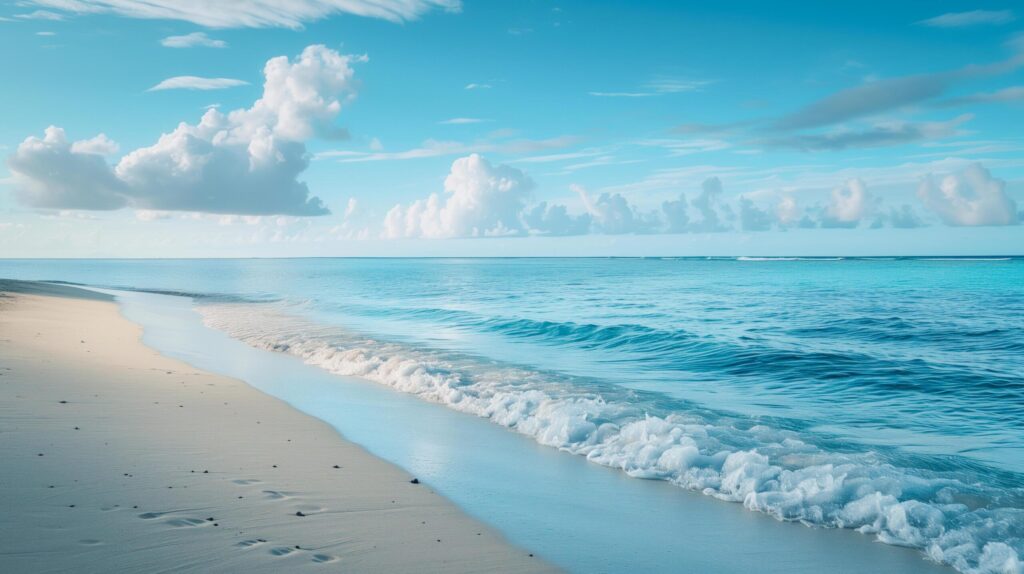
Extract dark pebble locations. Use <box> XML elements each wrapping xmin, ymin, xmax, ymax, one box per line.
<box><xmin>295</xmin><ymin>511</ymin><xmax>306</xmax><ymax>517</ymax></box>
<box><xmin>410</xmin><ymin>478</ymin><xmax>419</xmax><ymax>484</ymax></box>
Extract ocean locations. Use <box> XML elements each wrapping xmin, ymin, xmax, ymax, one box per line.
<box><xmin>2</xmin><ymin>257</ymin><xmax>1022</xmax><ymax>573</ymax></box>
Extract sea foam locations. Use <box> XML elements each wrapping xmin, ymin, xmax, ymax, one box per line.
<box><xmin>201</xmin><ymin>303</ymin><xmax>1023</xmax><ymax>574</ymax></box>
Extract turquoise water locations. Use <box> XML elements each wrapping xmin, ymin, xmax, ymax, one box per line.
<box><xmin>2</xmin><ymin>257</ymin><xmax>1022</xmax><ymax>573</ymax></box>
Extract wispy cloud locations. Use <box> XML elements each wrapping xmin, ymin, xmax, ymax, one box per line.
<box><xmin>148</xmin><ymin>76</ymin><xmax>249</xmax><ymax>91</ymax></box>
<box><xmin>16</xmin><ymin>9</ymin><xmax>64</xmax><ymax>20</ymax></box>
<box><xmin>316</xmin><ymin>135</ymin><xmax>581</xmax><ymax>162</ymax></box>
<box><xmin>917</xmin><ymin>10</ymin><xmax>1015</xmax><ymax>28</ymax></box>
<box><xmin>933</xmin><ymin>86</ymin><xmax>1024</xmax><ymax>107</ymax></box>
<box><xmin>36</xmin><ymin>31</ymin><xmax>57</xmax><ymax>36</ymax></box>
<box><xmin>465</xmin><ymin>83</ymin><xmax>492</xmax><ymax>90</ymax></box>
<box><xmin>20</xmin><ymin>0</ymin><xmax>461</xmax><ymax>27</ymax></box>
<box><xmin>161</xmin><ymin>32</ymin><xmax>227</xmax><ymax>48</ymax></box>
<box><xmin>759</xmin><ymin>115</ymin><xmax>972</xmax><ymax>151</ymax></box>
<box><xmin>591</xmin><ymin>78</ymin><xmax>712</xmax><ymax>97</ymax></box>
<box><xmin>438</xmin><ymin>117</ymin><xmax>489</xmax><ymax>125</ymax></box>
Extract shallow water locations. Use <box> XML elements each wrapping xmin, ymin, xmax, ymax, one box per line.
<box><xmin>2</xmin><ymin>257</ymin><xmax>1022</xmax><ymax>574</ymax></box>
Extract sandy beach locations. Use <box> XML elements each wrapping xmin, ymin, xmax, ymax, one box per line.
<box><xmin>0</xmin><ymin>280</ymin><xmax>554</xmax><ymax>573</ymax></box>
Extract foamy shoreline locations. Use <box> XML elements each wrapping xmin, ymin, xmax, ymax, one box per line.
<box><xmin>0</xmin><ymin>280</ymin><xmax>553</xmax><ymax>573</ymax></box>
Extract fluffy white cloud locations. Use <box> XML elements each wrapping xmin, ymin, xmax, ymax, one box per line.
<box><xmin>917</xmin><ymin>163</ymin><xmax>1019</xmax><ymax>226</ymax></box>
<box><xmin>70</xmin><ymin>133</ymin><xmax>119</xmax><ymax>155</ymax></box>
<box><xmin>160</xmin><ymin>32</ymin><xmax>227</xmax><ymax>48</ymax></box>
<box><xmin>383</xmin><ymin>154</ymin><xmax>534</xmax><ymax>238</ymax></box>
<box><xmin>24</xmin><ymin>0</ymin><xmax>460</xmax><ymax>28</ymax></box>
<box><xmin>148</xmin><ymin>76</ymin><xmax>249</xmax><ymax>91</ymax></box>
<box><xmin>575</xmin><ymin>185</ymin><xmax>658</xmax><ymax>234</ymax></box>
<box><xmin>775</xmin><ymin>195</ymin><xmax>800</xmax><ymax>228</ymax></box>
<box><xmin>7</xmin><ymin>126</ymin><xmax>127</xmax><ymax>210</ymax></box>
<box><xmin>821</xmin><ymin>178</ymin><xmax>873</xmax><ymax>228</ymax></box>
<box><xmin>522</xmin><ymin>202</ymin><xmax>590</xmax><ymax>236</ymax></box>
<box><xmin>8</xmin><ymin>44</ymin><xmax>361</xmax><ymax>215</ymax></box>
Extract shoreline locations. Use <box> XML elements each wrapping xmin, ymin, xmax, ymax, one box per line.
<box><xmin>0</xmin><ymin>280</ymin><xmax>554</xmax><ymax>573</ymax></box>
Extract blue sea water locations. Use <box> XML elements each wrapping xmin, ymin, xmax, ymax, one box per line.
<box><xmin>1</xmin><ymin>257</ymin><xmax>1022</xmax><ymax>573</ymax></box>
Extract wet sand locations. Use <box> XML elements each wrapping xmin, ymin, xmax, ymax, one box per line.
<box><xmin>0</xmin><ymin>280</ymin><xmax>554</xmax><ymax>573</ymax></box>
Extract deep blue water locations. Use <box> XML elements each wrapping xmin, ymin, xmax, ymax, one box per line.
<box><xmin>2</xmin><ymin>257</ymin><xmax>1022</xmax><ymax>573</ymax></box>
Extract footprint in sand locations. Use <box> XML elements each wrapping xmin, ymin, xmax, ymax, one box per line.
<box><xmin>269</xmin><ymin>546</ymin><xmax>296</xmax><ymax>557</ymax></box>
<box><xmin>138</xmin><ymin>512</ymin><xmax>167</xmax><ymax>519</ymax></box>
<box><xmin>262</xmin><ymin>490</ymin><xmax>296</xmax><ymax>500</ymax></box>
<box><xmin>311</xmin><ymin>554</ymin><xmax>338</xmax><ymax>564</ymax></box>
<box><xmin>166</xmin><ymin>517</ymin><xmax>208</xmax><ymax>528</ymax></box>
<box><xmin>232</xmin><ymin>478</ymin><xmax>262</xmax><ymax>485</ymax></box>
<box><xmin>236</xmin><ymin>539</ymin><xmax>267</xmax><ymax>548</ymax></box>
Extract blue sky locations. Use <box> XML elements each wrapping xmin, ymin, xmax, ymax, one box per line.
<box><xmin>1</xmin><ymin>0</ymin><xmax>1022</xmax><ymax>256</ymax></box>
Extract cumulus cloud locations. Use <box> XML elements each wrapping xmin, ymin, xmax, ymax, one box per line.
<box><xmin>918</xmin><ymin>10</ymin><xmax>1015</xmax><ymax>28</ymax></box>
<box><xmin>523</xmin><ymin>202</ymin><xmax>590</xmax><ymax>236</ymax></box>
<box><xmin>874</xmin><ymin>205</ymin><xmax>925</xmax><ymax>229</ymax></box>
<box><xmin>775</xmin><ymin>195</ymin><xmax>800</xmax><ymax>228</ymax></box>
<box><xmin>148</xmin><ymin>76</ymin><xmax>249</xmax><ymax>91</ymax></box>
<box><xmin>821</xmin><ymin>179</ymin><xmax>874</xmax><ymax>228</ymax></box>
<box><xmin>661</xmin><ymin>193</ymin><xmax>689</xmax><ymax>233</ymax></box>
<box><xmin>23</xmin><ymin>0</ymin><xmax>460</xmax><ymax>28</ymax></box>
<box><xmin>8</xmin><ymin>45</ymin><xmax>362</xmax><ymax>215</ymax></box>
<box><xmin>70</xmin><ymin>133</ymin><xmax>119</xmax><ymax>155</ymax></box>
<box><xmin>575</xmin><ymin>185</ymin><xmax>658</xmax><ymax>234</ymax></box>
<box><xmin>739</xmin><ymin>197</ymin><xmax>774</xmax><ymax>231</ymax></box>
<box><xmin>917</xmin><ymin>163</ymin><xmax>1019</xmax><ymax>226</ymax></box>
<box><xmin>160</xmin><ymin>32</ymin><xmax>227</xmax><ymax>48</ymax></box>
<box><xmin>383</xmin><ymin>154</ymin><xmax>534</xmax><ymax>238</ymax></box>
<box><xmin>690</xmin><ymin>177</ymin><xmax>731</xmax><ymax>232</ymax></box>
<box><xmin>7</xmin><ymin>127</ymin><xmax>127</xmax><ymax>210</ymax></box>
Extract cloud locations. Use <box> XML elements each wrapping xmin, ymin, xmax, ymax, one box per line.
<box><xmin>523</xmin><ymin>202</ymin><xmax>590</xmax><ymax>236</ymax></box>
<box><xmin>148</xmin><ymin>76</ymin><xmax>249</xmax><ymax>91</ymax></box>
<box><xmin>16</xmin><ymin>10</ymin><xmax>64</xmax><ymax>20</ymax></box>
<box><xmin>690</xmin><ymin>177</ymin><xmax>731</xmax><ymax>232</ymax></box>
<box><xmin>590</xmin><ymin>78</ymin><xmax>712</xmax><ymax>97</ymax></box>
<box><xmin>383</xmin><ymin>154</ymin><xmax>534</xmax><ymax>238</ymax></box>
<box><xmin>879</xmin><ymin>205</ymin><xmax>926</xmax><ymax>229</ymax></box>
<box><xmin>70</xmin><ymin>133</ymin><xmax>119</xmax><ymax>155</ymax></box>
<box><xmin>661</xmin><ymin>193</ymin><xmax>689</xmax><ymax>233</ymax></box>
<box><xmin>918</xmin><ymin>10</ymin><xmax>1015</xmax><ymax>28</ymax></box>
<box><xmin>933</xmin><ymin>86</ymin><xmax>1024</xmax><ymax>107</ymax></box>
<box><xmin>317</xmin><ymin>135</ymin><xmax>579</xmax><ymax>162</ymax></box>
<box><xmin>7</xmin><ymin>127</ymin><xmax>127</xmax><ymax>210</ymax></box>
<box><xmin>739</xmin><ymin>197</ymin><xmax>774</xmax><ymax>231</ymax></box>
<box><xmin>821</xmin><ymin>179</ymin><xmax>874</xmax><ymax>228</ymax></box>
<box><xmin>464</xmin><ymin>83</ymin><xmax>492</xmax><ymax>90</ymax></box>
<box><xmin>917</xmin><ymin>163</ymin><xmax>1019</xmax><ymax>226</ymax></box>
<box><xmin>771</xmin><ymin>40</ymin><xmax>1024</xmax><ymax>133</ymax></box>
<box><xmin>761</xmin><ymin>115</ymin><xmax>971</xmax><ymax>151</ymax></box>
<box><xmin>775</xmin><ymin>195</ymin><xmax>800</xmax><ymax>228</ymax></box>
<box><xmin>23</xmin><ymin>0</ymin><xmax>460</xmax><ymax>28</ymax></box>
<box><xmin>438</xmin><ymin>117</ymin><xmax>488</xmax><ymax>125</ymax></box>
<box><xmin>8</xmin><ymin>45</ymin><xmax>362</xmax><ymax>215</ymax></box>
<box><xmin>161</xmin><ymin>32</ymin><xmax>227</xmax><ymax>48</ymax></box>
<box><xmin>36</xmin><ymin>31</ymin><xmax>57</xmax><ymax>36</ymax></box>
<box><xmin>774</xmin><ymin>75</ymin><xmax>954</xmax><ymax>131</ymax></box>
<box><xmin>575</xmin><ymin>185</ymin><xmax>658</xmax><ymax>234</ymax></box>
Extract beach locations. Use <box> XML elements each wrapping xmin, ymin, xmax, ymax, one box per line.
<box><xmin>0</xmin><ymin>280</ymin><xmax>553</xmax><ymax>573</ymax></box>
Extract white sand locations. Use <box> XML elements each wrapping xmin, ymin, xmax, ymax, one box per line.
<box><xmin>0</xmin><ymin>281</ymin><xmax>555</xmax><ymax>573</ymax></box>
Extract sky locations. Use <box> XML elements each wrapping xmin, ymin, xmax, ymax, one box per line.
<box><xmin>1</xmin><ymin>0</ymin><xmax>1023</xmax><ymax>257</ymax></box>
